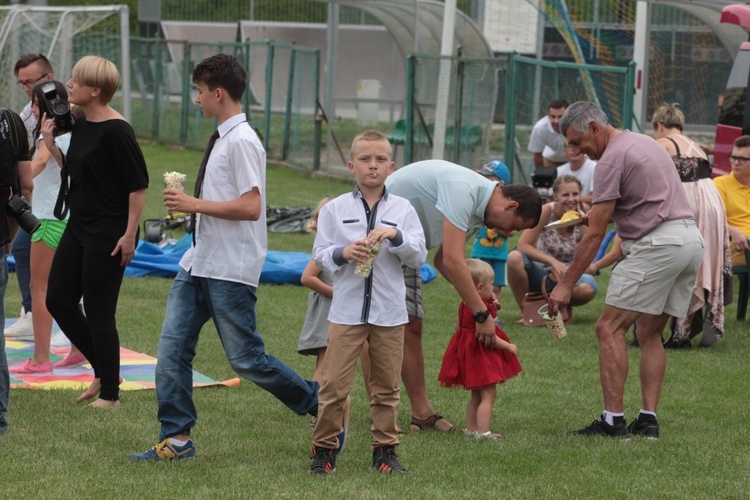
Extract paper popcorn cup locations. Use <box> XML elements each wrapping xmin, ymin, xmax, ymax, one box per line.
<box><xmin>538</xmin><ymin>304</ymin><xmax>567</xmax><ymax>340</ymax></box>
<box><xmin>164</xmin><ymin>171</ymin><xmax>187</xmax><ymax>191</ymax></box>
<box><xmin>354</xmin><ymin>240</ymin><xmax>381</xmax><ymax>277</ymax></box>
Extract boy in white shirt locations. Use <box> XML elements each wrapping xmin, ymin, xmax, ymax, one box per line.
<box><xmin>130</xmin><ymin>54</ymin><xmax>319</xmax><ymax>462</ymax></box>
<box><xmin>308</xmin><ymin>130</ymin><xmax>427</xmax><ymax>475</ymax></box>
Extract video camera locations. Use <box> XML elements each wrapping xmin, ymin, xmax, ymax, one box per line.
<box><xmin>41</xmin><ymin>81</ymin><xmax>74</xmax><ymax>135</ymax></box>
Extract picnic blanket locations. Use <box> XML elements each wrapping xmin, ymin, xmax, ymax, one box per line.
<box><xmin>122</xmin><ymin>235</ymin><xmax>439</xmax><ymax>284</ymax></box>
<box><xmin>7</xmin><ymin>235</ymin><xmax>439</xmax><ymax>285</ymax></box>
<box><xmin>4</xmin><ymin>320</ymin><xmax>239</xmax><ymax>391</ymax></box>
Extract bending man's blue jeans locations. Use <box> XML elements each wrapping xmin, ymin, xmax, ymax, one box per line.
<box><xmin>0</xmin><ymin>248</ymin><xmax>10</xmax><ymax>433</ymax></box>
<box><xmin>156</xmin><ymin>269</ymin><xmax>319</xmax><ymax>440</ymax></box>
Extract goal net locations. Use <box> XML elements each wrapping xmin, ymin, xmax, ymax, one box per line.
<box><xmin>0</xmin><ymin>5</ymin><xmax>130</xmax><ymax>120</ymax></box>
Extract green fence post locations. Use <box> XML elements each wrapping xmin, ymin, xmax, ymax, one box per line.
<box><xmin>243</xmin><ymin>40</ymin><xmax>251</xmax><ymax>119</ymax></box>
<box><xmin>404</xmin><ymin>56</ymin><xmax>415</xmax><ymax>165</ymax></box>
<box><xmin>263</xmin><ymin>41</ymin><xmax>274</xmax><ymax>151</ymax></box>
<box><xmin>453</xmin><ymin>56</ymin><xmax>464</xmax><ymax>164</ymax></box>
<box><xmin>282</xmin><ymin>47</ymin><xmax>296</xmax><ymax>161</ymax></box>
<box><xmin>180</xmin><ymin>41</ymin><xmax>191</xmax><ymax>146</ymax></box>
<box><xmin>623</xmin><ymin>60</ymin><xmax>636</xmax><ymax>131</ymax></box>
<box><xmin>152</xmin><ymin>36</ymin><xmax>162</xmax><ymax>141</ymax></box>
<box><xmin>504</xmin><ymin>53</ymin><xmax>516</xmax><ymax>181</ymax></box>
<box><xmin>313</xmin><ymin>48</ymin><xmax>321</xmax><ymax>171</ymax></box>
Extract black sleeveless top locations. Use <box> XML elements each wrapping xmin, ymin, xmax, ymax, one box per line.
<box><xmin>666</xmin><ymin>136</ymin><xmax>712</xmax><ymax>182</ymax></box>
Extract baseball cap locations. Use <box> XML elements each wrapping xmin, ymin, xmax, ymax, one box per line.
<box><xmin>477</xmin><ymin>160</ymin><xmax>510</xmax><ymax>185</ymax></box>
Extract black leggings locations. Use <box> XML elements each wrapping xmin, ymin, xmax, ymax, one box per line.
<box><xmin>46</xmin><ymin>229</ymin><xmax>126</xmax><ymax>401</ymax></box>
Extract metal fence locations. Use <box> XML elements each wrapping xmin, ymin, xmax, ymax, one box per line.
<box><xmin>501</xmin><ymin>53</ymin><xmax>636</xmax><ymax>182</ymax></box>
<box><xmin>397</xmin><ymin>52</ymin><xmax>502</xmax><ymax>169</ymax></box>
<box><xmin>129</xmin><ymin>37</ymin><xmax>320</xmax><ymax>169</ymax></box>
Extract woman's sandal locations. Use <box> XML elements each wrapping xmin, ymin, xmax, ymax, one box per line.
<box><xmin>410</xmin><ymin>414</ymin><xmax>455</xmax><ymax>432</ymax></box>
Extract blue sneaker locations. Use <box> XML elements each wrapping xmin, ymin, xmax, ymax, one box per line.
<box><xmin>335</xmin><ymin>396</ymin><xmax>351</xmax><ymax>455</ymax></box>
<box><xmin>129</xmin><ymin>439</ymin><xmax>196</xmax><ymax>462</ymax></box>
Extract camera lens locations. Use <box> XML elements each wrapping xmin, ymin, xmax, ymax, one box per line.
<box><xmin>51</xmin><ymin>100</ymin><xmax>69</xmax><ymax>115</ymax></box>
<box><xmin>16</xmin><ymin>208</ymin><xmax>41</xmax><ymax>234</ymax></box>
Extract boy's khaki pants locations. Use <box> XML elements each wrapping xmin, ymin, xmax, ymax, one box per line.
<box><xmin>313</xmin><ymin>323</ymin><xmax>404</xmax><ymax>450</ymax></box>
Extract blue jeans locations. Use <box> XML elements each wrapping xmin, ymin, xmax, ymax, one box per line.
<box><xmin>11</xmin><ymin>229</ymin><xmax>31</xmax><ymax>312</ymax></box>
<box><xmin>520</xmin><ymin>251</ymin><xmax>599</xmax><ymax>295</ymax></box>
<box><xmin>0</xmin><ymin>248</ymin><xmax>9</xmax><ymax>433</ymax></box>
<box><xmin>155</xmin><ymin>269</ymin><xmax>319</xmax><ymax>440</ymax></box>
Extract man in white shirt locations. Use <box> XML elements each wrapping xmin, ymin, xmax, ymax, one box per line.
<box><xmin>528</xmin><ymin>99</ymin><xmax>569</xmax><ymax>167</ymax></box>
<box><xmin>557</xmin><ymin>145</ymin><xmax>597</xmax><ymax>206</ymax></box>
<box><xmin>386</xmin><ymin>160</ymin><xmax>541</xmax><ymax>432</ymax></box>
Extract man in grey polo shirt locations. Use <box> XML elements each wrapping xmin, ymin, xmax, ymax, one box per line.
<box><xmin>386</xmin><ymin>160</ymin><xmax>541</xmax><ymax>431</ymax></box>
<box><xmin>549</xmin><ymin>102</ymin><xmax>703</xmax><ymax>440</ymax></box>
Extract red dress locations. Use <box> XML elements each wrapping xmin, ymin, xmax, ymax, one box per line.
<box><xmin>438</xmin><ymin>300</ymin><xmax>522</xmax><ymax>390</ymax></box>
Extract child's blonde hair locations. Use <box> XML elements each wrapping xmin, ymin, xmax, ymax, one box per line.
<box><xmin>72</xmin><ymin>55</ymin><xmax>120</xmax><ymax>103</ymax></box>
<box><xmin>305</xmin><ymin>196</ymin><xmax>334</xmax><ymax>233</ymax></box>
<box><xmin>350</xmin><ymin>130</ymin><xmax>392</xmax><ymax>160</ymax></box>
<box><xmin>466</xmin><ymin>258</ymin><xmax>494</xmax><ymax>285</ymax></box>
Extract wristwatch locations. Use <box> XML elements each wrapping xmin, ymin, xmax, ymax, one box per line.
<box><xmin>473</xmin><ymin>309</ymin><xmax>491</xmax><ymax>323</ymax></box>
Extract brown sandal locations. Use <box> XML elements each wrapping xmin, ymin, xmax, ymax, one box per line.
<box><xmin>410</xmin><ymin>414</ymin><xmax>455</xmax><ymax>432</ymax></box>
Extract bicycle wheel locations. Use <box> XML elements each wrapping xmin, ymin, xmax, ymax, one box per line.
<box><xmin>268</xmin><ymin>214</ymin><xmax>311</xmax><ymax>233</ymax></box>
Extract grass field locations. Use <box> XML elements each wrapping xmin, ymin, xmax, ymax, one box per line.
<box><xmin>2</xmin><ymin>142</ymin><xmax>748</xmax><ymax>498</ymax></box>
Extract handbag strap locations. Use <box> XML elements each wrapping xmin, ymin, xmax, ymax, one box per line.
<box><xmin>541</xmin><ymin>274</ymin><xmax>550</xmax><ymax>300</ymax></box>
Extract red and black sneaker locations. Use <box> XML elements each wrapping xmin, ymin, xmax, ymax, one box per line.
<box><xmin>372</xmin><ymin>446</ymin><xmax>408</xmax><ymax>474</ymax></box>
<box><xmin>309</xmin><ymin>446</ymin><xmax>336</xmax><ymax>475</ymax></box>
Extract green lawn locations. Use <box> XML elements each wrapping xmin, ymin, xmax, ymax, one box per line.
<box><xmin>2</xmin><ymin>142</ymin><xmax>748</xmax><ymax>498</ymax></box>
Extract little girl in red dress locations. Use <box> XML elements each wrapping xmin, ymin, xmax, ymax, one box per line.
<box><xmin>438</xmin><ymin>259</ymin><xmax>522</xmax><ymax>439</ymax></box>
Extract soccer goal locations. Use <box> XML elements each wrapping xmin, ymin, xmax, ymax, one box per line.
<box><xmin>0</xmin><ymin>4</ymin><xmax>131</xmax><ymax>120</ymax></box>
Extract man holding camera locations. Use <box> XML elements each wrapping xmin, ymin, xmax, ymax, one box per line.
<box><xmin>3</xmin><ymin>54</ymin><xmax>54</xmax><ymax>340</ymax></box>
<box><xmin>0</xmin><ymin>107</ymin><xmax>33</xmax><ymax>433</ymax></box>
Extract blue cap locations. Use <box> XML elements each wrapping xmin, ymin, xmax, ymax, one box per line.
<box><xmin>477</xmin><ymin>160</ymin><xmax>511</xmax><ymax>185</ymax></box>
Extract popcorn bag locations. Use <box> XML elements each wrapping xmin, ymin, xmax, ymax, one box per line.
<box><xmin>164</xmin><ymin>171</ymin><xmax>187</xmax><ymax>191</ymax></box>
<box><xmin>354</xmin><ymin>240</ymin><xmax>381</xmax><ymax>278</ymax></box>
<box><xmin>538</xmin><ymin>304</ymin><xmax>567</xmax><ymax>340</ymax></box>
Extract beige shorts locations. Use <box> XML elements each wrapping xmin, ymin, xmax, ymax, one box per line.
<box><xmin>402</xmin><ymin>265</ymin><xmax>423</xmax><ymax>319</ymax></box>
<box><xmin>607</xmin><ymin>220</ymin><xmax>703</xmax><ymax>318</ymax></box>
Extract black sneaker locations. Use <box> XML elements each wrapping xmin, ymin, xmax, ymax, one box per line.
<box><xmin>573</xmin><ymin>415</ymin><xmax>630</xmax><ymax>440</ymax></box>
<box><xmin>627</xmin><ymin>414</ymin><xmax>660</xmax><ymax>440</ymax></box>
<box><xmin>309</xmin><ymin>446</ymin><xmax>336</xmax><ymax>475</ymax></box>
<box><xmin>372</xmin><ymin>446</ymin><xmax>409</xmax><ymax>474</ymax></box>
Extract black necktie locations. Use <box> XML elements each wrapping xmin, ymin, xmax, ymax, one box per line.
<box><xmin>189</xmin><ymin>130</ymin><xmax>220</xmax><ymax>244</ymax></box>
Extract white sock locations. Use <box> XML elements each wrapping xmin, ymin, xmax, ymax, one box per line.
<box><xmin>168</xmin><ymin>437</ymin><xmax>189</xmax><ymax>446</ymax></box>
<box><xmin>639</xmin><ymin>409</ymin><xmax>656</xmax><ymax>418</ymax></box>
<box><xmin>602</xmin><ymin>410</ymin><xmax>624</xmax><ymax>425</ymax></box>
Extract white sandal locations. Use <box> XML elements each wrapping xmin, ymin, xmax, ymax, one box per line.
<box><xmin>477</xmin><ymin>431</ymin><xmax>502</xmax><ymax>440</ymax></box>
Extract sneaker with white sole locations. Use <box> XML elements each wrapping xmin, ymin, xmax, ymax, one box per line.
<box><xmin>4</xmin><ymin>308</ymin><xmax>33</xmax><ymax>339</ymax></box>
<box><xmin>128</xmin><ymin>439</ymin><xmax>196</xmax><ymax>462</ymax></box>
<box><xmin>50</xmin><ymin>331</ymin><xmax>71</xmax><ymax>348</ymax></box>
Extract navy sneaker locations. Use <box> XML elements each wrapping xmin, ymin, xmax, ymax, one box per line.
<box><xmin>372</xmin><ymin>446</ymin><xmax>408</xmax><ymax>474</ymax></box>
<box><xmin>309</xmin><ymin>446</ymin><xmax>336</xmax><ymax>474</ymax></box>
<box><xmin>335</xmin><ymin>395</ymin><xmax>351</xmax><ymax>455</ymax></box>
<box><xmin>573</xmin><ymin>415</ymin><xmax>630</xmax><ymax>440</ymax></box>
<box><xmin>129</xmin><ymin>439</ymin><xmax>196</xmax><ymax>462</ymax></box>
<box><xmin>627</xmin><ymin>414</ymin><xmax>660</xmax><ymax>440</ymax></box>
